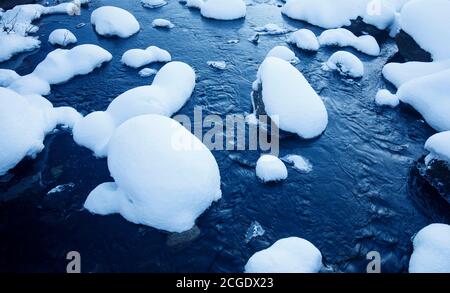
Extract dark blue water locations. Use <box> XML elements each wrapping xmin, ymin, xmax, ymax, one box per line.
<box><xmin>0</xmin><ymin>0</ymin><xmax>448</xmax><ymax>272</ymax></box>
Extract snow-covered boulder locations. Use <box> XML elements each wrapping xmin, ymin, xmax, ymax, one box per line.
<box><xmin>255</xmin><ymin>155</ymin><xmax>288</xmax><ymax>183</ymax></box>
<box><xmin>396</xmin><ymin>69</ymin><xmax>450</xmax><ymax>132</ymax></box>
<box><xmin>266</xmin><ymin>46</ymin><xmax>298</xmax><ymax>64</ymax></box>
<box><xmin>73</xmin><ymin>62</ymin><xmax>195</xmax><ymax>157</ymax></box>
<box><xmin>245</xmin><ymin>237</ymin><xmax>323</xmax><ymax>273</ymax></box>
<box><xmin>121</xmin><ymin>46</ymin><xmax>171</xmax><ymax>68</ymax></box>
<box><xmin>288</xmin><ymin>29</ymin><xmax>320</xmax><ymax>52</ymax></box>
<box><xmin>84</xmin><ymin>114</ymin><xmax>222</xmax><ymax>233</ymax></box>
<box><xmin>91</xmin><ymin>6</ymin><xmax>140</xmax><ymax>38</ymax></box>
<box><xmin>141</xmin><ymin>0</ymin><xmax>168</xmax><ymax>8</ymax></box>
<box><xmin>9</xmin><ymin>44</ymin><xmax>112</xmax><ymax>95</ymax></box>
<box><xmin>375</xmin><ymin>89</ymin><xmax>399</xmax><ymax>108</ymax></box>
<box><xmin>398</xmin><ymin>0</ymin><xmax>450</xmax><ymax>61</ymax></box>
<box><xmin>0</xmin><ymin>32</ymin><xmax>41</xmax><ymax>63</ymax></box>
<box><xmin>152</xmin><ymin>19</ymin><xmax>174</xmax><ymax>29</ymax></box>
<box><xmin>0</xmin><ymin>87</ymin><xmax>81</xmax><ymax>175</ymax></box>
<box><xmin>252</xmin><ymin>57</ymin><xmax>328</xmax><ymax>139</ymax></box>
<box><xmin>48</xmin><ymin>29</ymin><xmax>77</xmax><ymax>47</ymax></box>
<box><xmin>0</xmin><ymin>69</ymin><xmax>20</xmax><ymax>87</ymax></box>
<box><xmin>200</xmin><ymin>0</ymin><xmax>246</xmax><ymax>20</ymax></box>
<box><xmin>319</xmin><ymin>28</ymin><xmax>380</xmax><ymax>56</ymax></box>
<box><xmin>425</xmin><ymin>132</ymin><xmax>450</xmax><ymax>165</ymax></box>
<box><xmin>325</xmin><ymin>51</ymin><xmax>364</xmax><ymax>78</ymax></box>
<box><xmin>409</xmin><ymin>223</ymin><xmax>450</xmax><ymax>273</ymax></box>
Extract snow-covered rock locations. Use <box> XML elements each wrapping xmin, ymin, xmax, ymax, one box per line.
<box><xmin>282</xmin><ymin>155</ymin><xmax>313</xmax><ymax>173</ymax></box>
<box><xmin>84</xmin><ymin>114</ymin><xmax>222</xmax><ymax>233</ymax></box>
<box><xmin>73</xmin><ymin>62</ymin><xmax>196</xmax><ymax>157</ymax></box>
<box><xmin>48</xmin><ymin>29</ymin><xmax>77</xmax><ymax>47</ymax></box>
<box><xmin>319</xmin><ymin>28</ymin><xmax>380</xmax><ymax>56</ymax></box>
<box><xmin>91</xmin><ymin>6</ymin><xmax>140</xmax><ymax>38</ymax></box>
<box><xmin>375</xmin><ymin>89</ymin><xmax>399</xmax><ymax>108</ymax></box>
<box><xmin>266</xmin><ymin>46</ymin><xmax>299</xmax><ymax>64</ymax></box>
<box><xmin>152</xmin><ymin>18</ymin><xmax>174</xmax><ymax>28</ymax></box>
<box><xmin>245</xmin><ymin>237</ymin><xmax>323</xmax><ymax>273</ymax></box>
<box><xmin>186</xmin><ymin>0</ymin><xmax>204</xmax><ymax>9</ymax></box>
<box><xmin>0</xmin><ymin>69</ymin><xmax>20</xmax><ymax>87</ymax></box>
<box><xmin>121</xmin><ymin>46</ymin><xmax>171</xmax><ymax>68</ymax></box>
<box><xmin>399</xmin><ymin>0</ymin><xmax>450</xmax><ymax>61</ymax></box>
<box><xmin>207</xmin><ymin>61</ymin><xmax>227</xmax><ymax>70</ymax></box>
<box><xmin>0</xmin><ymin>87</ymin><xmax>81</xmax><ymax>175</ymax></box>
<box><xmin>425</xmin><ymin>132</ymin><xmax>450</xmax><ymax>165</ymax></box>
<box><xmin>9</xmin><ymin>44</ymin><xmax>112</xmax><ymax>95</ymax></box>
<box><xmin>409</xmin><ymin>223</ymin><xmax>450</xmax><ymax>273</ymax></box>
<box><xmin>396</xmin><ymin>69</ymin><xmax>450</xmax><ymax>132</ymax></box>
<box><xmin>253</xmin><ymin>57</ymin><xmax>328</xmax><ymax>139</ymax></box>
<box><xmin>255</xmin><ymin>155</ymin><xmax>288</xmax><ymax>183</ymax></box>
<box><xmin>0</xmin><ymin>32</ymin><xmax>41</xmax><ymax>63</ymax></box>
<box><xmin>201</xmin><ymin>0</ymin><xmax>246</xmax><ymax>20</ymax></box>
<box><xmin>325</xmin><ymin>51</ymin><xmax>364</xmax><ymax>78</ymax></box>
<box><xmin>138</xmin><ymin>68</ymin><xmax>158</xmax><ymax>77</ymax></box>
<box><xmin>141</xmin><ymin>0</ymin><xmax>168</xmax><ymax>8</ymax></box>
<box><xmin>288</xmin><ymin>29</ymin><xmax>320</xmax><ymax>52</ymax></box>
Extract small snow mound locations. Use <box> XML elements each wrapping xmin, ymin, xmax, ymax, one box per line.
<box><xmin>325</xmin><ymin>51</ymin><xmax>364</xmax><ymax>78</ymax></box>
<box><xmin>91</xmin><ymin>6</ymin><xmax>140</xmax><ymax>38</ymax></box>
<box><xmin>207</xmin><ymin>61</ymin><xmax>227</xmax><ymax>70</ymax></box>
<box><xmin>201</xmin><ymin>0</ymin><xmax>246</xmax><ymax>20</ymax></box>
<box><xmin>138</xmin><ymin>68</ymin><xmax>158</xmax><ymax>77</ymax></box>
<box><xmin>375</xmin><ymin>89</ymin><xmax>399</xmax><ymax>108</ymax></box>
<box><xmin>254</xmin><ymin>23</ymin><xmax>289</xmax><ymax>35</ymax></box>
<box><xmin>319</xmin><ymin>28</ymin><xmax>380</xmax><ymax>56</ymax></box>
<box><xmin>282</xmin><ymin>155</ymin><xmax>312</xmax><ymax>173</ymax></box>
<box><xmin>141</xmin><ymin>0</ymin><xmax>168</xmax><ymax>8</ymax></box>
<box><xmin>409</xmin><ymin>223</ymin><xmax>450</xmax><ymax>273</ymax></box>
<box><xmin>121</xmin><ymin>46</ymin><xmax>171</xmax><ymax>68</ymax></box>
<box><xmin>266</xmin><ymin>46</ymin><xmax>299</xmax><ymax>64</ymax></box>
<box><xmin>186</xmin><ymin>0</ymin><xmax>204</xmax><ymax>9</ymax></box>
<box><xmin>256</xmin><ymin>155</ymin><xmax>288</xmax><ymax>183</ymax></box>
<box><xmin>48</xmin><ymin>29</ymin><xmax>77</xmax><ymax>47</ymax></box>
<box><xmin>84</xmin><ymin>114</ymin><xmax>222</xmax><ymax>233</ymax></box>
<box><xmin>425</xmin><ymin>132</ymin><xmax>450</xmax><ymax>165</ymax></box>
<box><xmin>288</xmin><ymin>29</ymin><xmax>320</xmax><ymax>51</ymax></box>
<box><xmin>152</xmin><ymin>19</ymin><xmax>174</xmax><ymax>29</ymax></box>
<box><xmin>245</xmin><ymin>237</ymin><xmax>323</xmax><ymax>273</ymax></box>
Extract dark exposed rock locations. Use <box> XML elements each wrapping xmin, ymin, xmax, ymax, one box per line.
<box><xmin>0</xmin><ymin>0</ymin><xmax>37</xmax><ymax>10</ymax></box>
<box><xmin>395</xmin><ymin>30</ymin><xmax>432</xmax><ymax>62</ymax></box>
<box><xmin>345</xmin><ymin>17</ymin><xmax>389</xmax><ymax>42</ymax></box>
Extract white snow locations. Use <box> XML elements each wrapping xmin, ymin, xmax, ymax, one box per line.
<box><xmin>48</xmin><ymin>29</ymin><xmax>77</xmax><ymax>47</ymax></box>
<box><xmin>83</xmin><ymin>114</ymin><xmax>222</xmax><ymax>233</ymax></box>
<box><xmin>281</xmin><ymin>0</ymin><xmax>400</xmax><ymax>31</ymax></box>
<box><xmin>319</xmin><ymin>28</ymin><xmax>380</xmax><ymax>56</ymax></box>
<box><xmin>256</xmin><ymin>155</ymin><xmax>288</xmax><ymax>183</ymax></box>
<box><xmin>152</xmin><ymin>18</ymin><xmax>174</xmax><ymax>29</ymax></box>
<box><xmin>91</xmin><ymin>6</ymin><xmax>140</xmax><ymax>38</ymax></box>
<box><xmin>425</xmin><ymin>132</ymin><xmax>450</xmax><ymax>165</ymax></box>
<box><xmin>282</xmin><ymin>155</ymin><xmax>313</xmax><ymax>173</ymax></box>
<box><xmin>396</xmin><ymin>69</ymin><xmax>450</xmax><ymax>132</ymax></box>
<box><xmin>141</xmin><ymin>0</ymin><xmax>168</xmax><ymax>8</ymax></box>
<box><xmin>47</xmin><ymin>183</ymin><xmax>75</xmax><ymax>195</ymax></box>
<box><xmin>254</xmin><ymin>57</ymin><xmax>328</xmax><ymax>139</ymax></box>
<box><xmin>200</xmin><ymin>0</ymin><xmax>246</xmax><ymax>20</ymax></box>
<box><xmin>138</xmin><ymin>68</ymin><xmax>158</xmax><ymax>77</ymax></box>
<box><xmin>0</xmin><ymin>32</ymin><xmax>41</xmax><ymax>62</ymax></box>
<box><xmin>375</xmin><ymin>89</ymin><xmax>399</xmax><ymax>108</ymax></box>
<box><xmin>325</xmin><ymin>51</ymin><xmax>364</xmax><ymax>78</ymax></box>
<box><xmin>400</xmin><ymin>0</ymin><xmax>450</xmax><ymax>61</ymax></box>
<box><xmin>409</xmin><ymin>223</ymin><xmax>450</xmax><ymax>273</ymax></box>
<box><xmin>254</xmin><ymin>23</ymin><xmax>289</xmax><ymax>35</ymax></box>
<box><xmin>9</xmin><ymin>44</ymin><xmax>112</xmax><ymax>95</ymax></box>
<box><xmin>288</xmin><ymin>29</ymin><xmax>320</xmax><ymax>52</ymax></box>
<box><xmin>121</xmin><ymin>46</ymin><xmax>171</xmax><ymax>68</ymax></box>
<box><xmin>207</xmin><ymin>61</ymin><xmax>227</xmax><ymax>70</ymax></box>
<box><xmin>245</xmin><ymin>237</ymin><xmax>323</xmax><ymax>273</ymax></box>
<box><xmin>0</xmin><ymin>69</ymin><xmax>20</xmax><ymax>87</ymax></box>
<box><xmin>0</xmin><ymin>88</ymin><xmax>81</xmax><ymax>175</ymax></box>
<box><xmin>266</xmin><ymin>46</ymin><xmax>299</xmax><ymax>64</ymax></box>
<box><xmin>186</xmin><ymin>0</ymin><xmax>204</xmax><ymax>9</ymax></box>
<box><xmin>73</xmin><ymin>61</ymin><xmax>196</xmax><ymax>157</ymax></box>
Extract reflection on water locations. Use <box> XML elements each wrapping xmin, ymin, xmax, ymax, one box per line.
<box><xmin>0</xmin><ymin>0</ymin><xmax>447</xmax><ymax>272</ymax></box>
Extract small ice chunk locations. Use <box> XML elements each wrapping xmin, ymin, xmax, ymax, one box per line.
<box><xmin>207</xmin><ymin>61</ymin><xmax>227</xmax><ymax>70</ymax></box>
<box><xmin>48</xmin><ymin>29</ymin><xmax>77</xmax><ymax>47</ymax></box>
<box><xmin>375</xmin><ymin>89</ymin><xmax>399</xmax><ymax>108</ymax></box>
<box><xmin>152</xmin><ymin>18</ymin><xmax>174</xmax><ymax>28</ymax></box>
<box><xmin>256</xmin><ymin>155</ymin><xmax>288</xmax><ymax>183</ymax></box>
<box><xmin>47</xmin><ymin>183</ymin><xmax>75</xmax><ymax>195</ymax></box>
<box><xmin>138</xmin><ymin>68</ymin><xmax>158</xmax><ymax>77</ymax></box>
<box><xmin>141</xmin><ymin>0</ymin><xmax>167</xmax><ymax>8</ymax></box>
<box><xmin>282</xmin><ymin>155</ymin><xmax>312</xmax><ymax>173</ymax></box>
<box><xmin>245</xmin><ymin>221</ymin><xmax>265</xmax><ymax>243</ymax></box>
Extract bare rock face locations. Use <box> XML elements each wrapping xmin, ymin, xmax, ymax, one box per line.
<box><xmin>395</xmin><ymin>30</ymin><xmax>432</xmax><ymax>62</ymax></box>
<box><xmin>345</xmin><ymin>17</ymin><xmax>387</xmax><ymax>41</ymax></box>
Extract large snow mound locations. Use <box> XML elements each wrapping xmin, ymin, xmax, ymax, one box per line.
<box><xmin>400</xmin><ymin>0</ymin><xmax>450</xmax><ymax>61</ymax></box>
<box><xmin>425</xmin><ymin>132</ymin><xmax>450</xmax><ymax>165</ymax></box>
<box><xmin>0</xmin><ymin>32</ymin><xmax>41</xmax><ymax>62</ymax></box>
<box><xmin>256</xmin><ymin>155</ymin><xmax>288</xmax><ymax>183</ymax></box>
<box><xmin>73</xmin><ymin>61</ymin><xmax>196</xmax><ymax>157</ymax></box>
<box><xmin>91</xmin><ymin>6</ymin><xmax>140</xmax><ymax>38</ymax></box>
<box><xmin>396</xmin><ymin>69</ymin><xmax>450</xmax><ymax>132</ymax></box>
<box><xmin>48</xmin><ymin>29</ymin><xmax>77</xmax><ymax>47</ymax></box>
<box><xmin>409</xmin><ymin>223</ymin><xmax>450</xmax><ymax>273</ymax></box>
<box><xmin>121</xmin><ymin>46</ymin><xmax>171</xmax><ymax>68</ymax></box>
<box><xmin>245</xmin><ymin>237</ymin><xmax>323</xmax><ymax>273</ymax></box>
<box><xmin>84</xmin><ymin>114</ymin><xmax>222</xmax><ymax>233</ymax></box>
<box><xmin>254</xmin><ymin>57</ymin><xmax>328</xmax><ymax>139</ymax></box>
<box><xmin>0</xmin><ymin>87</ymin><xmax>81</xmax><ymax>175</ymax></box>
<box><xmin>325</xmin><ymin>51</ymin><xmax>364</xmax><ymax>78</ymax></box>
<box><xmin>200</xmin><ymin>0</ymin><xmax>246</xmax><ymax>20</ymax></box>
<box><xmin>319</xmin><ymin>28</ymin><xmax>380</xmax><ymax>56</ymax></box>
